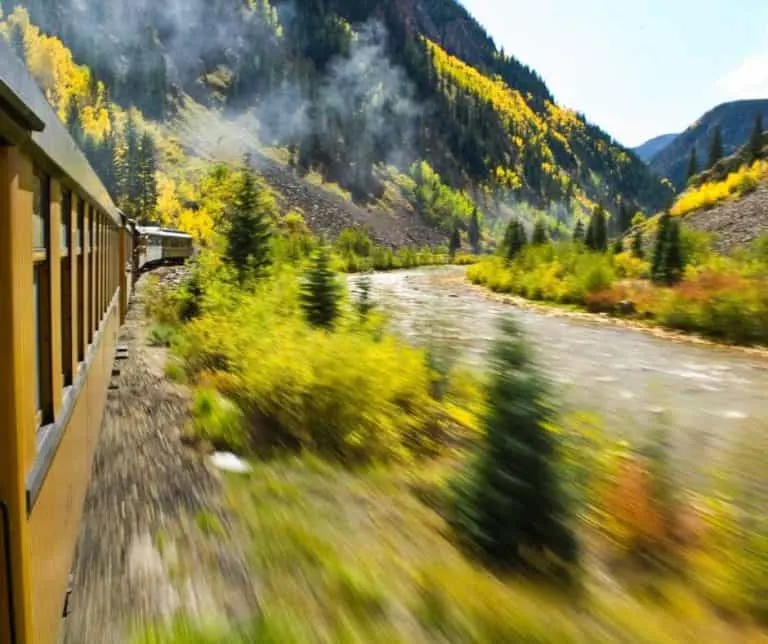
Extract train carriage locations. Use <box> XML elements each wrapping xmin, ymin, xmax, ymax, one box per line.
<box><xmin>134</xmin><ymin>226</ymin><xmax>194</xmax><ymax>273</ymax></box>
<box><xmin>0</xmin><ymin>39</ymin><xmax>139</xmax><ymax>643</ymax></box>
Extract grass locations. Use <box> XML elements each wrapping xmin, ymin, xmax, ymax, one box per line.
<box><xmin>134</xmin><ymin>456</ymin><xmax>764</xmax><ymax>643</ymax></box>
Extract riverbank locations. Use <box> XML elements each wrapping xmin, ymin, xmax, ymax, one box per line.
<box><xmin>463</xmin><ymin>273</ymin><xmax>768</xmax><ymax>359</ymax></box>
<box><xmin>466</xmin><ymin>250</ymin><xmax>768</xmax><ymax>353</ymax></box>
<box><xmin>362</xmin><ymin>267</ymin><xmax>768</xmax><ymax>458</ymax></box>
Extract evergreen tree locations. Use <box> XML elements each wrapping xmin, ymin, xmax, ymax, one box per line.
<box><xmin>301</xmin><ymin>244</ymin><xmax>341</xmax><ymax>330</ymax></box>
<box><xmin>652</xmin><ymin>211</ymin><xmax>673</xmax><ymax>283</ymax></box>
<box><xmin>355</xmin><ymin>274</ymin><xmax>374</xmax><ymax>319</ymax></box>
<box><xmin>654</xmin><ymin>216</ymin><xmax>687</xmax><ymax>285</ymax></box>
<box><xmin>531</xmin><ymin>218</ymin><xmax>548</xmax><ymax>245</ymax></box>
<box><xmin>138</xmin><ymin>131</ymin><xmax>158</xmax><ymax>222</ymax></box>
<box><xmin>452</xmin><ymin>318</ymin><xmax>577</xmax><ymax>572</ymax></box>
<box><xmin>573</xmin><ymin>219</ymin><xmax>585</xmax><ymax>244</ymax></box>
<box><xmin>65</xmin><ymin>99</ymin><xmax>85</xmax><ymax>148</ymax></box>
<box><xmin>617</xmin><ymin>201</ymin><xmax>632</xmax><ymax>235</ymax></box>
<box><xmin>449</xmin><ymin>225</ymin><xmax>462</xmax><ymax>259</ymax></box>
<box><xmin>748</xmin><ymin>114</ymin><xmax>764</xmax><ymax>163</ymax></box>
<box><xmin>707</xmin><ymin>126</ymin><xmax>724</xmax><ymax>169</ymax></box>
<box><xmin>503</xmin><ymin>219</ymin><xmax>527</xmax><ymax>260</ymax></box>
<box><xmin>662</xmin><ymin>218</ymin><xmax>685</xmax><ymax>285</ymax></box>
<box><xmin>468</xmin><ymin>208</ymin><xmax>481</xmax><ymax>254</ymax></box>
<box><xmin>585</xmin><ymin>205</ymin><xmax>607</xmax><ymax>252</ymax></box>
<box><xmin>225</xmin><ymin>162</ymin><xmax>273</xmax><ymax>280</ymax></box>
<box><xmin>612</xmin><ymin>237</ymin><xmax>624</xmax><ymax>254</ymax></box>
<box><xmin>686</xmin><ymin>148</ymin><xmax>698</xmax><ymax>182</ymax></box>
<box><xmin>631</xmin><ymin>229</ymin><xmax>644</xmax><ymax>259</ymax></box>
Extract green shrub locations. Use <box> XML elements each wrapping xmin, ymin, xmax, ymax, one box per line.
<box><xmin>148</xmin><ymin>324</ymin><xmax>179</xmax><ymax>348</ymax></box>
<box><xmin>191</xmin><ymin>388</ymin><xmax>247</xmax><ymax>452</ymax></box>
<box><xmin>468</xmin><ymin>243</ymin><xmax>617</xmax><ymax>306</ymax></box>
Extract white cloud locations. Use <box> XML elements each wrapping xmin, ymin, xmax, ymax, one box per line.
<box><xmin>716</xmin><ymin>48</ymin><xmax>768</xmax><ymax>100</ymax></box>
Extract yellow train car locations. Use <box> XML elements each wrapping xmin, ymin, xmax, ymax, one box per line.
<box><xmin>0</xmin><ymin>40</ymin><xmax>130</xmax><ymax>643</ymax></box>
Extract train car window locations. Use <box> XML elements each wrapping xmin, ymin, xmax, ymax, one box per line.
<box><xmin>32</xmin><ymin>169</ymin><xmax>53</xmax><ymax>428</ymax></box>
<box><xmin>76</xmin><ymin>197</ymin><xmax>83</xmax><ymax>254</ymax></box>
<box><xmin>77</xmin><ymin>198</ymin><xmax>85</xmax><ymax>361</ymax></box>
<box><xmin>87</xmin><ymin>207</ymin><xmax>94</xmax><ymax>343</ymax></box>
<box><xmin>61</xmin><ymin>189</ymin><xmax>71</xmax><ymax>255</ymax></box>
<box><xmin>32</xmin><ymin>171</ymin><xmax>48</xmax><ymax>251</ymax></box>
<box><xmin>61</xmin><ymin>190</ymin><xmax>73</xmax><ymax>387</ymax></box>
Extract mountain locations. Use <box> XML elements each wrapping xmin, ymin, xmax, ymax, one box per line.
<box><xmin>649</xmin><ymin>99</ymin><xmax>768</xmax><ymax>189</ymax></box>
<box><xmin>633</xmin><ymin>133</ymin><xmax>678</xmax><ymax>163</ymax></box>
<box><xmin>10</xmin><ymin>0</ymin><xmax>671</xmax><ymax>229</ymax></box>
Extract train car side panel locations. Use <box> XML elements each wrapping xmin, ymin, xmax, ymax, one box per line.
<box><xmin>0</xmin><ymin>145</ymin><xmax>38</xmax><ymax>644</ymax></box>
<box><xmin>27</xmin><ymin>389</ymin><xmax>90</xmax><ymax>644</ymax></box>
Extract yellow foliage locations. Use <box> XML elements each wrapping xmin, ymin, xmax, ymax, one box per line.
<box><xmin>671</xmin><ymin>160</ymin><xmax>768</xmax><ymax>217</ymax></box>
<box><xmin>424</xmin><ymin>39</ymin><xmax>591</xmax><ymax>203</ymax></box>
<box><xmin>1</xmin><ymin>7</ymin><xmax>114</xmax><ymax>142</ymax></box>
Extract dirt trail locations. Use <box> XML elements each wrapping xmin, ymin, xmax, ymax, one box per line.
<box><xmin>62</xmin><ymin>275</ymin><xmax>257</xmax><ymax>644</ymax></box>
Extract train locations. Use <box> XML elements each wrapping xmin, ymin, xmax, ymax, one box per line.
<box><xmin>0</xmin><ymin>40</ymin><xmax>192</xmax><ymax>643</ymax></box>
<box><xmin>135</xmin><ymin>226</ymin><xmax>195</xmax><ymax>273</ymax></box>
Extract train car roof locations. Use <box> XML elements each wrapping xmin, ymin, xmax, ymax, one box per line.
<box><xmin>0</xmin><ymin>40</ymin><xmax>121</xmax><ymax>226</ymax></box>
<box><xmin>136</xmin><ymin>226</ymin><xmax>193</xmax><ymax>239</ymax></box>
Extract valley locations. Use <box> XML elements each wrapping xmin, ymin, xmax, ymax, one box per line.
<box><xmin>360</xmin><ymin>267</ymin><xmax>768</xmax><ymax>463</ymax></box>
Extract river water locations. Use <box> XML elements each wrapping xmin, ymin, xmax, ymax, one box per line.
<box><xmin>354</xmin><ymin>266</ymin><xmax>768</xmax><ymax>459</ymax></box>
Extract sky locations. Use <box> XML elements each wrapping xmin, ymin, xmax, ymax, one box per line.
<box><xmin>459</xmin><ymin>0</ymin><xmax>768</xmax><ymax>148</ymax></box>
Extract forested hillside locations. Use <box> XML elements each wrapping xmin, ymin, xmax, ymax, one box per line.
<box><xmin>649</xmin><ymin>99</ymin><xmax>768</xmax><ymax>189</ymax></box>
<box><xmin>8</xmin><ymin>0</ymin><xmax>671</xmax><ymax>233</ymax></box>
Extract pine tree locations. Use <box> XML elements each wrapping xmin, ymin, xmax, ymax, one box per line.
<box><xmin>65</xmin><ymin>100</ymin><xmax>85</xmax><ymax>148</ymax></box>
<box><xmin>449</xmin><ymin>225</ymin><xmax>462</xmax><ymax>259</ymax></box>
<box><xmin>468</xmin><ymin>208</ymin><xmax>481</xmax><ymax>254</ymax></box>
<box><xmin>138</xmin><ymin>132</ymin><xmax>158</xmax><ymax>223</ymax></box>
<box><xmin>452</xmin><ymin>318</ymin><xmax>577</xmax><ymax>573</ymax></box>
<box><xmin>686</xmin><ymin>148</ymin><xmax>698</xmax><ymax>182</ymax></box>
<box><xmin>504</xmin><ymin>219</ymin><xmax>527</xmax><ymax>260</ymax></box>
<box><xmin>748</xmin><ymin>114</ymin><xmax>764</xmax><ymax>163</ymax></box>
<box><xmin>612</xmin><ymin>237</ymin><xmax>624</xmax><ymax>254</ymax></box>
<box><xmin>585</xmin><ymin>205</ymin><xmax>607</xmax><ymax>252</ymax></box>
<box><xmin>226</xmin><ymin>162</ymin><xmax>273</xmax><ymax>280</ymax></box>
<box><xmin>652</xmin><ymin>213</ymin><xmax>686</xmax><ymax>285</ymax></box>
<box><xmin>708</xmin><ymin>126</ymin><xmax>724</xmax><ymax>169</ymax></box>
<box><xmin>301</xmin><ymin>244</ymin><xmax>341</xmax><ymax>330</ymax></box>
<box><xmin>532</xmin><ymin>218</ymin><xmax>548</xmax><ymax>245</ymax></box>
<box><xmin>631</xmin><ymin>229</ymin><xmax>644</xmax><ymax>259</ymax></box>
<box><xmin>573</xmin><ymin>219</ymin><xmax>585</xmax><ymax>244</ymax></box>
<box><xmin>652</xmin><ymin>211</ymin><xmax>672</xmax><ymax>283</ymax></box>
<box><xmin>355</xmin><ymin>274</ymin><xmax>374</xmax><ymax>319</ymax></box>
<box><xmin>662</xmin><ymin>219</ymin><xmax>685</xmax><ymax>285</ymax></box>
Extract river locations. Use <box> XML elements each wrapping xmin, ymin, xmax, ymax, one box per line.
<box><xmin>354</xmin><ymin>266</ymin><xmax>768</xmax><ymax>460</ymax></box>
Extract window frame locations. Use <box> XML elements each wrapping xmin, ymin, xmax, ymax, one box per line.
<box><xmin>32</xmin><ymin>168</ymin><xmax>53</xmax><ymax>430</ymax></box>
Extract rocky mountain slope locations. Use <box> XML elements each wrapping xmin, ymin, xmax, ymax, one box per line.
<box><xmin>649</xmin><ymin>99</ymin><xmax>768</xmax><ymax>189</ymax></box>
<box><xmin>13</xmin><ymin>0</ymin><xmax>671</xmax><ymax>225</ymax></box>
<box><xmin>685</xmin><ymin>181</ymin><xmax>768</xmax><ymax>252</ymax></box>
<box><xmin>633</xmin><ymin>133</ymin><xmax>677</xmax><ymax>162</ymax></box>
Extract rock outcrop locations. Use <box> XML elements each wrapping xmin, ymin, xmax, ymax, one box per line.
<box><xmin>685</xmin><ymin>182</ymin><xmax>768</xmax><ymax>253</ymax></box>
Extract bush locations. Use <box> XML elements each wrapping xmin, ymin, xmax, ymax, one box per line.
<box><xmin>191</xmin><ymin>388</ymin><xmax>247</xmax><ymax>452</ymax></box>
<box><xmin>652</xmin><ymin>263</ymin><xmax>768</xmax><ymax>344</ymax></box>
<box><xmin>148</xmin><ymin>323</ymin><xmax>179</xmax><ymax>348</ymax></box>
<box><xmin>468</xmin><ymin>243</ymin><xmax>617</xmax><ymax>306</ymax></box>
<box><xmin>174</xmin><ymin>267</ymin><xmax>477</xmax><ymax>464</ymax></box>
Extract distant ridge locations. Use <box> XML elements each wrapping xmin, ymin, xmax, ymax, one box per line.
<box><xmin>633</xmin><ymin>133</ymin><xmax>678</xmax><ymax>163</ymax></box>
<box><xmin>648</xmin><ymin>99</ymin><xmax>768</xmax><ymax>189</ymax></box>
